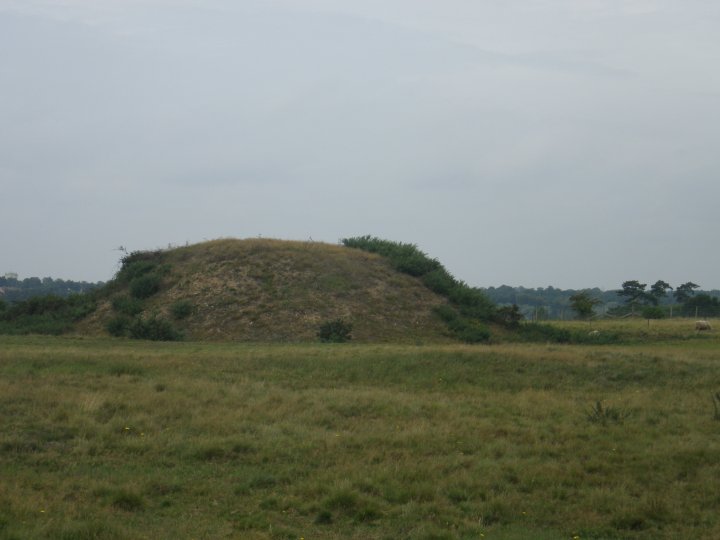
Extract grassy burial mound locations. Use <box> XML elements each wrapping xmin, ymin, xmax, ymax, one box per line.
<box><xmin>78</xmin><ymin>238</ymin><xmax>461</xmax><ymax>342</ymax></box>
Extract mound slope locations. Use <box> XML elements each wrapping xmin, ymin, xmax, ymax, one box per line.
<box><xmin>80</xmin><ymin>239</ymin><xmax>454</xmax><ymax>342</ymax></box>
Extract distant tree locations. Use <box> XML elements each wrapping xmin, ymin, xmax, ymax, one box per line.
<box><xmin>496</xmin><ymin>304</ymin><xmax>523</xmax><ymax>328</ymax></box>
<box><xmin>682</xmin><ymin>294</ymin><xmax>720</xmax><ymax>318</ymax></box>
<box><xmin>674</xmin><ymin>282</ymin><xmax>700</xmax><ymax>304</ymax></box>
<box><xmin>569</xmin><ymin>291</ymin><xmax>602</xmax><ymax>320</ymax></box>
<box><xmin>23</xmin><ymin>277</ymin><xmax>42</xmax><ymax>288</ymax></box>
<box><xmin>642</xmin><ymin>306</ymin><xmax>665</xmax><ymax>320</ymax></box>
<box><xmin>649</xmin><ymin>280</ymin><xmax>672</xmax><ymax>304</ymax></box>
<box><xmin>617</xmin><ymin>281</ymin><xmax>650</xmax><ymax>315</ymax></box>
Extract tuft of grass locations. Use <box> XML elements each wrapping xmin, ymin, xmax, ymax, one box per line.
<box><xmin>712</xmin><ymin>392</ymin><xmax>720</xmax><ymax>421</ymax></box>
<box><xmin>586</xmin><ymin>400</ymin><xmax>629</xmax><ymax>425</ymax></box>
<box><xmin>53</xmin><ymin>521</ymin><xmax>124</xmax><ymax>540</ymax></box>
<box><xmin>110</xmin><ymin>490</ymin><xmax>145</xmax><ymax>512</ymax></box>
<box><xmin>108</xmin><ymin>364</ymin><xmax>145</xmax><ymax>377</ymax></box>
<box><xmin>314</xmin><ymin>509</ymin><xmax>333</xmax><ymax>524</ymax></box>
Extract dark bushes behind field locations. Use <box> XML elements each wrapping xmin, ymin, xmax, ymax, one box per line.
<box><xmin>0</xmin><ymin>293</ymin><xmax>96</xmax><ymax>335</ymax></box>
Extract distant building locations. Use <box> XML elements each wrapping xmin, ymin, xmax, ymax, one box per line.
<box><xmin>4</xmin><ymin>273</ymin><xmax>18</xmax><ymax>280</ymax></box>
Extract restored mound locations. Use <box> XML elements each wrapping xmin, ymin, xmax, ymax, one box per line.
<box><xmin>79</xmin><ymin>239</ymin><xmax>456</xmax><ymax>342</ymax></box>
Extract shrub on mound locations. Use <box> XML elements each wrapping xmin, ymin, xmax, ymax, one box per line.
<box><xmin>112</xmin><ymin>296</ymin><xmax>144</xmax><ymax>316</ymax></box>
<box><xmin>130</xmin><ymin>274</ymin><xmax>161</xmax><ymax>299</ymax></box>
<box><xmin>107</xmin><ymin>316</ymin><xmax>131</xmax><ymax>337</ymax></box>
<box><xmin>434</xmin><ymin>305</ymin><xmax>490</xmax><ymax>343</ymax></box>
<box><xmin>170</xmin><ymin>300</ymin><xmax>194</xmax><ymax>320</ymax></box>
<box><xmin>128</xmin><ymin>315</ymin><xmax>182</xmax><ymax>341</ymax></box>
<box><xmin>318</xmin><ymin>319</ymin><xmax>353</xmax><ymax>343</ymax></box>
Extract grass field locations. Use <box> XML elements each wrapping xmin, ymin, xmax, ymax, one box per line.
<box><xmin>548</xmin><ymin>317</ymin><xmax>718</xmax><ymax>342</ymax></box>
<box><xmin>1</xmin><ymin>328</ymin><xmax>720</xmax><ymax>539</ymax></box>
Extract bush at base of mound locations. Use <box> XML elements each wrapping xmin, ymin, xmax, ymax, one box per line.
<box><xmin>129</xmin><ymin>315</ymin><xmax>183</xmax><ymax>341</ymax></box>
<box><xmin>317</xmin><ymin>319</ymin><xmax>353</xmax><ymax>343</ymax></box>
<box><xmin>107</xmin><ymin>314</ymin><xmax>182</xmax><ymax>341</ymax></box>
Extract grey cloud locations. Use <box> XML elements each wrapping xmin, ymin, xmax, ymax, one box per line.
<box><xmin>1</xmin><ymin>0</ymin><xmax>719</xmax><ymax>288</ymax></box>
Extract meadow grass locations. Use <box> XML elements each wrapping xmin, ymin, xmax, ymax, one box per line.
<box><xmin>1</xmin><ymin>334</ymin><xmax>720</xmax><ymax>539</ymax></box>
<box><xmin>548</xmin><ymin>316</ymin><xmax>719</xmax><ymax>342</ymax></box>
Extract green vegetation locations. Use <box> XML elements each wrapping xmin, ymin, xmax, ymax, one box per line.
<box><xmin>483</xmin><ymin>283</ymin><xmax>720</xmax><ymax>320</ymax></box>
<box><xmin>617</xmin><ymin>280</ymin><xmax>651</xmax><ymax>315</ymax></box>
<box><xmin>1</xmin><ymin>334</ymin><xmax>720</xmax><ymax>539</ymax></box>
<box><xmin>317</xmin><ymin>318</ymin><xmax>353</xmax><ymax>343</ymax></box>
<box><xmin>129</xmin><ymin>273</ymin><xmax>162</xmax><ymax>299</ymax></box>
<box><xmin>514</xmin><ymin>322</ymin><xmax>572</xmax><ymax>343</ymax></box>
<box><xmin>115</xmin><ymin>250</ymin><xmax>165</xmax><ymax>282</ymax></box>
<box><xmin>434</xmin><ymin>305</ymin><xmax>491</xmax><ymax>343</ymax></box>
<box><xmin>4</xmin><ymin>238</ymin><xmax>717</xmax><ymax>346</ymax></box>
<box><xmin>79</xmin><ymin>239</ymin><xmax>454</xmax><ymax>343</ymax></box>
<box><xmin>341</xmin><ymin>236</ymin><xmax>443</xmax><ymax>277</ymax></box>
<box><xmin>106</xmin><ymin>315</ymin><xmax>131</xmax><ymax>337</ymax></box>
<box><xmin>342</xmin><ymin>236</ymin><xmax>495</xmax><ymax>342</ymax></box>
<box><xmin>586</xmin><ymin>401</ymin><xmax>630</xmax><ymax>425</ymax></box>
<box><xmin>97</xmin><ymin>251</ymin><xmax>181</xmax><ymax>341</ymax></box>
<box><xmin>682</xmin><ymin>294</ymin><xmax>720</xmax><ymax>317</ymax></box>
<box><xmin>495</xmin><ymin>305</ymin><xmax>523</xmax><ymax>328</ymax></box>
<box><xmin>541</xmin><ymin>317</ymin><xmax>717</xmax><ymax>343</ymax></box>
<box><xmin>111</xmin><ymin>296</ymin><xmax>144</xmax><ymax>317</ymax></box>
<box><xmin>0</xmin><ymin>293</ymin><xmax>96</xmax><ymax>335</ymax></box>
<box><xmin>0</xmin><ymin>250</ymin><xmax>176</xmax><ymax>340</ymax></box>
<box><xmin>568</xmin><ymin>291</ymin><xmax>602</xmax><ymax>320</ymax></box>
<box><xmin>170</xmin><ymin>300</ymin><xmax>193</xmax><ymax>320</ymax></box>
<box><xmin>674</xmin><ymin>282</ymin><xmax>700</xmax><ymax>304</ymax></box>
<box><xmin>641</xmin><ymin>306</ymin><xmax>665</xmax><ymax>320</ymax></box>
<box><xmin>127</xmin><ymin>315</ymin><xmax>183</xmax><ymax>341</ymax></box>
<box><xmin>0</xmin><ymin>275</ymin><xmax>100</xmax><ymax>303</ymax></box>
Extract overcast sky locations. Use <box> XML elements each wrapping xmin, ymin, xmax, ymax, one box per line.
<box><xmin>2</xmin><ymin>0</ymin><xmax>719</xmax><ymax>289</ymax></box>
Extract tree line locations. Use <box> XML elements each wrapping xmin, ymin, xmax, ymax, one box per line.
<box><xmin>483</xmin><ymin>283</ymin><xmax>720</xmax><ymax>320</ymax></box>
<box><xmin>0</xmin><ymin>275</ymin><xmax>102</xmax><ymax>305</ymax></box>
<box><xmin>611</xmin><ymin>280</ymin><xmax>719</xmax><ymax>319</ymax></box>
